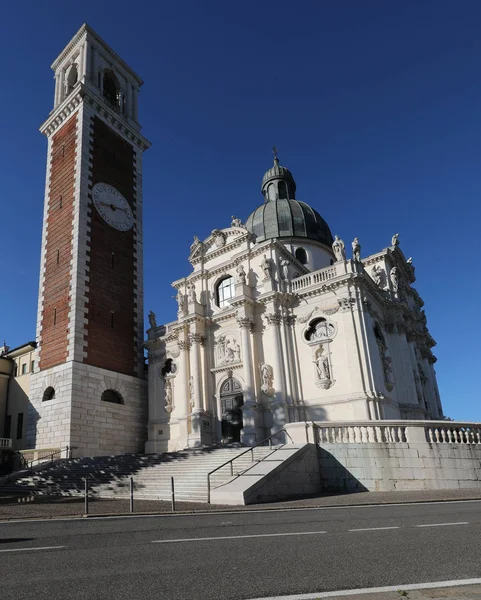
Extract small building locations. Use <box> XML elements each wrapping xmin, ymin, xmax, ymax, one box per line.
<box><xmin>145</xmin><ymin>157</ymin><xmax>443</xmax><ymax>453</ymax></box>
<box><xmin>0</xmin><ymin>342</ymin><xmax>37</xmax><ymax>449</ymax></box>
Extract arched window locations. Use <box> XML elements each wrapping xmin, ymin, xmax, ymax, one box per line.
<box><xmin>305</xmin><ymin>318</ymin><xmax>335</xmax><ymax>342</ymax></box>
<box><xmin>42</xmin><ymin>387</ymin><xmax>55</xmax><ymax>401</ymax></box>
<box><xmin>101</xmin><ymin>389</ymin><xmax>123</xmax><ymax>404</ymax></box>
<box><xmin>216</xmin><ymin>276</ymin><xmax>236</xmax><ymax>308</ymax></box>
<box><xmin>295</xmin><ymin>247</ymin><xmax>308</xmax><ymax>265</ymax></box>
<box><xmin>66</xmin><ymin>64</ymin><xmax>78</xmax><ymax>95</ymax></box>
<box><xmin>162</xmin><ymin>358</ymin><xmax>177</xmax><ymax>376</ymax></box>
<box><xmin>278</xmin><ymin>181</ymin><xmax>288</xmax><ymax>199</ymax></box>
<box><xmin>103</xmin><ymin>70</ymin><xmax>120</xmax><ymax>109</ymax></box>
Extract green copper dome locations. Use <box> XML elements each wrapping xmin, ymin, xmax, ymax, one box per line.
<box><xmin>245</xmin><ymin>157</ymin><xmax>333</xmax><ymax>246</ymax></box>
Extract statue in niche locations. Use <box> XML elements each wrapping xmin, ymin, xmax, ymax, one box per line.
<box><xmin>236</xmin><ymin>264</ymin><xmax>246</xmax><ymax>285</ymax></box>
<box><xmin>371</xmin><ymin>265</ymin><xmax>385</xmax><ymax>288</ymax></box>
<box><xmin>260</xmin><ymin>255</ymin><xmax>272</xmax><ymax>280</ymax></box>
<box><xmin>314</xmin><ymin>345</ymin><xmax>332</xmax><ymax>389</ymax></box>
<box><xmin>260</xmin><ymin>362</ymin><xmax>274</xmax><ymax>396</ymax></box>
<box><xmin>390</xmin><ymin>267</ymin><xmax>399</xmax><ymax>293</ymax></box>
<box><xmin>352</xmin><ymin>237</ymin><xmax>361</xmax><ymax>262</ymax></box>
<box><xmin>164</xmin><ymin>380</ymin><xmax>174</xmax><ymax>413</ymax></box>
<box><xmin>148</xmin><ymin>310</ymin><xmax>157</xmax><ymax>329</ymax></box>
<box><xmin>280</xmin><ymin>259</ymin><xmax>290</xmax><ymax>282</ymax></box>
<box><xmin>187</xmin><ymin>282</ymin><xmax>197</xmax><ymax>303</ymax></box>
<box><xmin>392</xmin><ymin>233</ymin><xmax>400</xmax><ymax>247</ymax></box>
<box><xmin>231</xmin><ymin>216</ymin><xmax>245</xmax><ymax>228</ymax></box>
<box><xmin>332</xmin><ymin>235</ymin><xmax>346</xmax><ymax>261</ymax></box>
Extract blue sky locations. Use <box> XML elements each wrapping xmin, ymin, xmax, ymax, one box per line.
<box><xmin>1</xmin><ymin>1</ymin><xmax>480</xmax><ymax>420</ymax></box>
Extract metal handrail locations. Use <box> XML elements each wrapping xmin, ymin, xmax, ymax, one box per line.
<box><xmin>25</xmin><ymin>446</ymin><xmax>71</xmax><ymax>470</ymax></box>
<box><xmin>207</xmin><ymin>429</ymin><xmax>293</xmax><ymax>503</ymax></box>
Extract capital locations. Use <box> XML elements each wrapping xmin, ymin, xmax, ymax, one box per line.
<box><xmin>237</xmin><ymin>317</ymin><xmax>254</xmax><ymax>331</ymax></box>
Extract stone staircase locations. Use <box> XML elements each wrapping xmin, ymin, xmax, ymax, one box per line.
<box><xmin>0</xmin><ymin>446</ymin><xmax>277</xmax><ymax>503</ymax></box>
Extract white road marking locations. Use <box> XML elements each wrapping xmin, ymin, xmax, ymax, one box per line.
<box><xmin>416</xmin><ymin>521</ymin><xmax>469</xmax><ymax>527</ymax></box>
<box><xmin>152</xmin><ymin>530</ymin><xmax>327</xmax><ymax>543</ymax></box>
<box><xmin>348</xmin><ymin>526</ymin><xmax>400</xmax><ymax>532</ymax></box>
<box><xmin>0</xmin><ymin>545</ymin><xmax>65</xmax><ymax>554</ymax></box>
<box><xmin>245</xmin><ymin>577</ymin><xmax>481</xmax><ymax>599</ymax></box>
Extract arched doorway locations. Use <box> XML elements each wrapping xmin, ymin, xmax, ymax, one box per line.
<box><xmin>220</xmin><ymin>377</ymin><xmax>244</xmax><ymax>444</ymax></box>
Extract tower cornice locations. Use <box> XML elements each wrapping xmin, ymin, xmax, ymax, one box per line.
<box><xmin>51</xmin><ymin>23</ymin><xmax>144</xmax><ymax>86</ymax></box>
<box><xmin>39</xmin><ymin>82</ymin><xmax>151</xmax><ymax>151</ymax></box>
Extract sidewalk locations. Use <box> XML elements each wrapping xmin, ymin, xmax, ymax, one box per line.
<box><xmin>313</xmin><ymin>582</ymin><xmax>481</xmax><ymax>599</ymax></box>
<box><xmin>1</xmin><ymin>488</ymin><xmax>481</xmax><ymax>521</ymax></box>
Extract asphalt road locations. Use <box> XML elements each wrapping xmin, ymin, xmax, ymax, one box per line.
<box><xmin>1</xmin><ymin>500</ymin><xmax>481</xmax><ymax>600</ymax></box>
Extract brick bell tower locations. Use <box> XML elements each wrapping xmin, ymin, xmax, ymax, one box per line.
<box><xmin>27</xmin><ymin>24</ymin><xmax>151</xmax><ymax>456</ymax></box>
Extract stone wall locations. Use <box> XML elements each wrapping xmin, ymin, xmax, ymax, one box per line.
<box><xmin>285</xmin><ymin>421</ymin><xmax>481</xmax><ymax>492</ymax></box>
<box><xmin>318</xmin><ymin>442</ymin><xmax>481</xmax><ymax>492</ymax></box>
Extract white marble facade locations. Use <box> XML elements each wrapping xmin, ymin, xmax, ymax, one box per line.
<box><xmin>145</xmin><ymin>158</ymin><xmax>443</xmax><ymax>453</ymax></box>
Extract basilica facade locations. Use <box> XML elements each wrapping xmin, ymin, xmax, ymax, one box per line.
<box><xmin>145</xmin><ymin>157</ymin><xmax>443</xmax><ymax>453</ymax></box>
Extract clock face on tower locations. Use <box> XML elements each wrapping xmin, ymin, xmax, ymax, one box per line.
<box><xmin>92</xmin><ymin>182</ymin><xmax>134</xmax><ymax>231</ymax></box>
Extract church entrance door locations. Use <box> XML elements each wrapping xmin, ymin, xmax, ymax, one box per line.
<box><xmin>220</xmin><ymin>377</ymin><xmax>244</xmax><ymax>444</ymax></box>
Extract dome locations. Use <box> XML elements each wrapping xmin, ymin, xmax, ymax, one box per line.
<box><xmin>246</xmin><ymin>199</ymin><xmax>334</xmax><ymax>246</ymax></box>
<box><xmin>246</xmin><ymin>154</ymin><xmax>334</xmax><ymax>246</ymax></box>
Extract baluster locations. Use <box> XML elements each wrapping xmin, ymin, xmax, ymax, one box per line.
<box><xmin>428</xmin><ymin>428</ymin><xmax>434</xmax><ymax>443</ymax></box>
<box><xmin>374</xmin><ymin>426</ymin><xmax>381</xmax><ymax>443</ymax></box>
<box><xmin>341</xmin><ymin>427</ymin><xmax>348</xmax><ymax>443</ymax></box>
<box><xmin>459</xmin><ymin>429</ymin><xmax>465</xmax><ymax>444</ymax></box>
<box><xmin>434</xmin><ymin>428</ymin><xmax>441</xmax><ymax>442</ymax></box>
<box><xmin>440</xmin><ymin>428</ymin><xmax>447</xmax><ymax>443</ymax></box>
<box><xmin>465</xmin><ymin>429</ymin><xmax>472</xmax><ymax>444</ymax></box>
<box><xmin>447</xmin><ymin>429</ymin><xmax>453</xmax><ymax>443</ymax></box>
<box><xmin>360</xmin><ymin>427</ymin><xmax>366</xmax><ymax>443</ymax></box>
<box><xmin>476</xmin><ymin>430</ymin><xmax>481</xmax><ymax>444</ymax></box>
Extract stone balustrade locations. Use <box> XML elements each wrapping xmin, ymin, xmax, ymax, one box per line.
<box><xmin>285</xmin><ymin>420</ymin><xmax>481</xmax><ymax>445</ymax></box>
<box><xmin>0</xmin><ymin>438</ymin><xmax>12</xmax><ymax>449</ymax></box>
<box><xmin>291</xmin><ymin>264</ymin><xmax>338</xmax><ymax>292</ymax></box>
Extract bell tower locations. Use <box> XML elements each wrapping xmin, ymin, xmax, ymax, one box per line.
<box><xmin>27</xmin><ymin>24</ymin><xmax>151</xmax><ymax>456</ymax></box>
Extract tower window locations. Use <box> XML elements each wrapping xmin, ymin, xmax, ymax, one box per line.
<box><xmin>216</xmin><ymin>276</ymin><xmax>236</xmax><ymax>308</ymax></box>
<box><xmin>56</xmin><ymin>249</ymin><xmax>60</xmax><ymax>265</ymax></box>
<box><xmin>101</xmin><ymin>389</ymin><xmax>123</xmax><ymax>404</ymax></box>
<box><xmin>58</xmin><ymin>195</ymin><xmax>63</xmax><ymax>209</ymax></box>
<box><xmin>53</xmin><ymin>308</ymin><xmax>57</xmax><ymax>325</ymax></box>
<box><xmin>42</xmin><ymin>387</ymin><xmax>55</xmax><ymax>401</ymax></box>
<box><xmin>21</xmin><ymin>364</ymin><xmax>27</xmax><ymax>375</ymax></box>
<box><xmin>103</xmin><ymin>70</ymin><xmax>120</xmax><ymax>109</ymax></box>
<box><xmin>66</xmin><ymin>63</ymin><xmax>78</xmax><ymax>95</ymax></box>
<box><xmin>295</xmin><ymin>247</ymin><xmax>308</xmax><ymax>265</ymax></box>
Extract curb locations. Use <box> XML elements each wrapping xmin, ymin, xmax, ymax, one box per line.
<box><xmin>1</xmin><ymin>495</ymin><xmax>481</xmax><ymax>522</ymax></box>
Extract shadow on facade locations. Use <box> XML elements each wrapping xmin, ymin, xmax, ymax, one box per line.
<box><xmin>318</xmin><ymin>447</ymin><xmax>368</xmax><ymax>493</ymax></box>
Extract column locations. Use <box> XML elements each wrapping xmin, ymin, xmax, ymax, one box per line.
<box><xmin>176</xmin><ymin>338</ymin><xmax>191</xmax><ymax>447</ymax></box>
<box><xmin>133</xmin><ymin>88</ymin><xmax>139</xmax><ymax>121</ymax></box>
<box><xmin>58</xmin><ymin>70</ymin><xmax>65</xmax><ymax>105</ymax></box>
<box><xmin>237</xmin><ymin>317</ymin><xmax>262</xmax><ymax>445</ymax></box>
<box><xmin>54</xmin><ymin>73</ymin><xmax>60</xmax><ymax>106</ymax></box>
<box><xmin>284</xmin><ymin>314</ymin><xmax>300</xmax><ymax>422</ymax></box>
<box><xmin>83</xmin><ymin>41</ymin><xmax>90</xmax><ymax>81</ymax></box>
<box><xmin>91</xmin><ymin>46</ymin><xmax>98</xmax><ymax>86</ymax></box>
<box><xmin>127</xmin><ymin>82</ymin><xmax>133</xmax><ymax>119</ymax></box>
<box><xmin>265</xmin><ymin>312</ymin><xmax>287</xmax><ymax>437</ymax></box>
<box><xmin>77</xmin><ymin>44</ymin><xmax>84</xmax><ymax>83</ymax></box>
<box><xmin>188</xmin><ymin>333</ymin><xmax>204</xmax><ymax>413</ymax></box>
